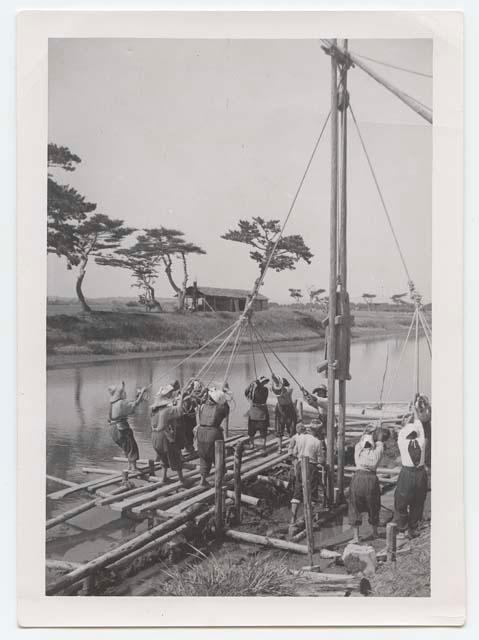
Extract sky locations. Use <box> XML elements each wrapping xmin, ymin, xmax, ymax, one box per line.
<box><xmin>48</xmin><ymin>38</ymin><xmax>432</xmax><ymax>304</ymax></box>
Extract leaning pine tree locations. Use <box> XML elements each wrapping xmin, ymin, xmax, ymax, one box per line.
<box><xmin>221</xmin><ymin>216</ymin><xmax>313</xmax><ymax>278</ymax></box>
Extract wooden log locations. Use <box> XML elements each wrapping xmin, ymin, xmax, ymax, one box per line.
<box><xmin>256</xmin><ymin>474</ymin><xmax>289</xmax><ymax>489</ymax></box>
<box><xmin>301</xmin><ymin>456</ymin><xmax>315</xmax><ymax>565</ymax></box>
<box><xmin>46</xmin><ymin>483</ymin><xmax>154</xmax><ymax>529</ymax></box>
<box><xmin>167</xmin><ymin>452</ymin><xmax>291</xmax><ymax>514</ymax></box>
<box><xmin>46</xmin><ymin>559</ymin><xmax>83</xmax><ymax>571</ymax></box>
<box><xmin>214</xmin><ymin>440</ymin><xmax>225</xmax><ymax>540</ymax></box>
<box><xmin>47</xmin><ymin>463</ymin><xmax>163</xmax><ymax>500</ymax></box>
<box><xmin>112</xmin><ymin>441</ymin><xmax>282</xmax><ymax>513</ymax></box>
<box><xmin>107</xmin><ymin>522</ymin><xmax>190</xmax><ymax>572</ymax></box>
<box><xmin>225</xmin><ymin>529</ymin><xmax>309</xmax><ymax>554</ymax></box>
<box><xmin>81</xmin><ymin>467</ymin><xmax>118</xmax><ymax>475</ymax></box>
<box><xmin>386</xmin><ymin>522</ymin><xmax>398</xmax><ymax>565</ymax></box>
<box><xmin>293</xmin><ymin>570</ymin><xmax>359</xmax><ymax>584</ymax></box>
<box><xmin>46</xmin><ymin>475</ymin><xmax>79</xmax><ymax>489</ymax></box>
<box><xmin>46</xmin><ymin>503</ymin><xmax>204</xmax><ymax>595</ymax></box>
<box><xmin>234</xmin><ymin>443</ymin><xmax>243</xmax><ymax>523</ymax></box>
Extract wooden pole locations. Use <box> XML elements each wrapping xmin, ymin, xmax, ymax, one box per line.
<box><xmin>46</xmin><ymin>504</ymin><xmax>203</xmax><ymax>595</ymax></box>
<box><xmin>214</xmin><ymin>439</ymin><xmax>225</xmax><ymax>540</ymax></box>
<box><xmin>414</xmin><ymin>307</ymin><xmax>420</xmax><ymax>394</ymax></box>
<box><xmin>300</xmin><ymin>456</ymin><xmax>315</xmax><ymax>566</ymax></box>
<box><xmin>327</xmin><ymin>41</ymin><xmax>432</xmax><ymax>124</ymax></box>
<box><xmin>233</xmin><ymin>442</ymin><xmax>243</xmax><ymax>523</ymax></box>
<box><xmin>326</xmin><ymin>38</ymin><xmax>339</xmax><ymax>505</ymax></box>
<box><xmin>337</xmin><ymin>38</ymin><xmax>349</xmax><ymax>503</ymax></box>
<box><xmin>297</xmin><ymin>400</ymin><xmax>304</xmax><ymax>422</ymax></box>
<box><xmin>386</xmin><ymin>522</ymin><xmax>398</xmax><ymax>566</ymax></box>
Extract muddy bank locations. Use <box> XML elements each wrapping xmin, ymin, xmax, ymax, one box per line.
<box><xmin>47</xmin><ymin>307</ymin><xmax>421</xmax><ymax>368</ymax></box>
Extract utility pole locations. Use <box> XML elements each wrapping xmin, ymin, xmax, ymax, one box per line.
<box><xmin>337</xmin><ymin>39</ymin><xmax>349</xmax><ymax>501</ymax></box>
<box><xmin>326</xmin><ymin>39</ymin><xmax>339</xmax><ymax>505</ymax></box>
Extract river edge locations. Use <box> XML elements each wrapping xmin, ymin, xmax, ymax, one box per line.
<box><xmin>46</xmin><ymin>329</ymin><xmax>407</xmax><ymax>370</ymax></box>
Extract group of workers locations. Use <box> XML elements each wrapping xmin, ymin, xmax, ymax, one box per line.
<box><xmin>107</xmin><ymin>374</ymin><xmax>431</xmax><ymax>543</ymax></box>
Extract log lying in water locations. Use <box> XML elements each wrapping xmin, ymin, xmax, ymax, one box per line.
<box><xmin>46</xmin><ymin>503</ymin><xmax>204</xmax><ymax>595</ymax></box>
<box><xmin>46</xmin><ymin>559</ymin><xmax>83</xmax><ymax>572</ymax></box>
<box><xmin>224</xmin><ymin>529</ymin><xmax>309</xmax><ymax>554</ymax></box>
<box><xmin>47</xmin><ymin>463</ymin><xmax>163</xmax><ymax>500</ymax></box>
<box><xmin>81</xmin><ymin>467</ymin><xmax>118</xmax><ymax>475</ymax></box>
<box><xmin>46</xmin><ymin>482</ymin><xmax>163</xmax><ymax>529</ymax></box>
<box><xmin>46</xmin><ymin>475</ymin><xmax>79</xmax><ymax>489</ymax></box>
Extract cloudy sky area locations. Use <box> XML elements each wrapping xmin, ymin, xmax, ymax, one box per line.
<box><xmin>48</xmin><ymin>38</ymin><xmax>432</xmax><ymax>304</ymax></box>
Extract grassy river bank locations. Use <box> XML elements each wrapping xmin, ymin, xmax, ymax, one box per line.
<box><xmin>47</xmin><ymin>306</ymin><xmax>423</xmax><ymax>367</ymax></box>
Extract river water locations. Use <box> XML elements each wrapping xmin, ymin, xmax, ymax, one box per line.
<box><xmin>46</xmin><ymin>335</ymin><xmax>430</xmax><ymax>484</ymax></box>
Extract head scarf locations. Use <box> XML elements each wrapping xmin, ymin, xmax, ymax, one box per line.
<box><xmin>108</xmin><ymin>382</ymin><xmax>126</xmax><ymax>403</ymax></box>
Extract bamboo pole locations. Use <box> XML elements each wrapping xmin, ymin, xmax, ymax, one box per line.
<box><xmin>214</xmin><ymin>440</ymin><xmax>225</xmax><ymax>540</ymax></box>
<box><xmin>301</xmin><ymin>456</ymin><xmax>315</xmax><ymax>565</ymax></box>
<box><xmin>224</xmin><ymin>529</ymin><xmax>309</xmax><ymax>554</ymax></box>
<box><xmin>46</xmin><ymin>504</ymin><xmax>203</xmax><ymax>595</ymax></box>
<box><xmin>234</xmin><ymin>442</ymin><xmax>243</xmax><ymax>523</ymax></box>
<box><xmin>414</xmin><ymin>307</ymin><xmax>420</xmax><ymax>394</ymax></box>
<box><xmin>257</xmin><ymin>474</ymin><xmax>289</xmax><ymax>489</ymax></box>
<box><xmin>326</xmin><ymin>39</ymin><xmax>339</xmax><ymax>505</ymax></box>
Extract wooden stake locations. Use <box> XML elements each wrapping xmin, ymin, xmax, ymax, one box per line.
<box><xmin>214</xmin><ymin>439</ymin><xmax>225</xmax><ymax>540</ymax></box>
<box><xmin>148</xmin><ymin>459</ymin><xmax>156</xmax><ymax>477</ymax></box>
<box><xmin>386</xmin><ymin>522</ymin><xmax>398</xmax><ymax>566</ymax></box>
<box><xmin>300</xmin><ymin>456</ymin><xmax>315</xmax><ymax>566</ymax></box>
<box><xmin>233</xmin><ymin>442</ymin><xmax>243</xmax><ymax>524</ymax></box>
<box><xmin>327</xmin><ymin>38</ymin><xmax>339</xmax><ymax>505</ymax></box>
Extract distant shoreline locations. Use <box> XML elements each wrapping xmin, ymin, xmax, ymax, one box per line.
<box><xmin>46</xmin><ymin>330</ymin><xmax>414</xmax><ymax>370</ymax></box>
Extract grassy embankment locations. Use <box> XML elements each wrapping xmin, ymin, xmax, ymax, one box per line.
<box><xmin>47</xmin><ymin>303</ymin><xmax>422</xmax><ymax>363</ymax></box>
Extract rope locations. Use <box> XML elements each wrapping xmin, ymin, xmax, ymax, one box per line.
<box><xmin>252</xmin><ymin>325</ymin><xmax>306</xmax><ymax>391</ymax></box>
<box><xmin>250</xmin><ymin>323</ymin><xmax>274</xmax><ymax>376</ymax></box>
<box><xmin>202</xmin><ymin>322</ymin><xmax>241</xmax><ymax>384</ymax></box>
<box><xmin>195</xmin><ymin>320</ymin><xmax>243</xmax><ymax>381</ymax></box>
<box><xmin>248</xmin><ymin>323</ymin><xmax>258</xmax><ymax>378</ymax></box>
<box><xmin>349</xmin><ymin>103</ymin><xmax>413</xmax><ymax>287</ymax></box>
<box><xmin>223</xmin><ymin>321</ymin><xmax>247</xmax><ymax>385</ymax></box>
<box><xmin>418</xmin><ymin>309</ymin><xmax>432</xmax><ymax>356</ymax></box>
<box><xmin>383</xmin><ymin>309</ymin><xmax>417</xmax><ymax>404</ymax></box>
<box><xmin>146</xmin><ymin>320</ymin><xmax>241</xmax><ymax>390</ymax></box>
<box><xmin>378</xmin><ymin>344</ymin><xmax>390</xmax><ymax>406</ymax></box>
<box><xmin>352</xmin><ymin>51</ymin><xmax>433</xmax><ymax>79</ymax></box>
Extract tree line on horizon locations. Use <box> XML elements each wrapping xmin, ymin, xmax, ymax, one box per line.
<box><xmin>48</xmin><ymin>144</ymin><xmax>313</xmax><ymax>313</ymax></box>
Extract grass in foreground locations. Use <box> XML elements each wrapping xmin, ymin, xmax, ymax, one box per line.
<box><xmin>158</xmin><ymin>551</ymin><xmax>296</xmax><ymax>597</ymax></box>
<box><xmin>372</xmin><ymin>526</ymin><xmax>431</xmax><ymax>597</ymax></box>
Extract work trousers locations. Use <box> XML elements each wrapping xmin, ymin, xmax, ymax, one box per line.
<box><xmin>394</xmin><ymin>465</ymin><xmax>428</xmax><ymax>532</ymax></box>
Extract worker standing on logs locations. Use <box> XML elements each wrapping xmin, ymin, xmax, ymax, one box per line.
<box><xmin>245</xmin><ymin>376</ymin><xmax>270</xmax><ymax>454</ymax></box>
<box><xmin>196</xmin><ymin>387</ymin><xmax>231</xmax><ymax>487</ymax></box>
<box><xmin>271</xmin><ymin>374</ymin><xmax>297</xmax><ymax>437</ymax></box>
<box><xmin>348</xmin><ymin>424</ymin><xmax>388</xmax><ymax>543</ymax></box>
<box><xmin>301</xmin><ymin>382</ymin><xmax>328</xmax><ymax>427</ymax></box>
<box><xmin>108</xmin><ymin>382</ymin><xmax>147</xmax><ymax>471</ymax></box>
<box><xmin>394</xmin><ymin>408</ymin><xmax>428</xmax><ymax>541</ymax></box>
<box><xmin>289</xmin><ymin>424</ymin><xmax>327</xmax><ymax>525</ymax></box>
<box><xmin>150</xmin><ymin>384</ymin><xmax>190</xmax><ymax>487</ymax></box>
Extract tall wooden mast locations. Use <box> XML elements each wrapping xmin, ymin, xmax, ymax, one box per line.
<box><xmin>326</xmin><ymin>39</ymin><xmax>339</xmax><ymax>505</ymax></box>
<box><xmin>337</xmin><ymin>39</ymin><xmax>349</xmax><ymax>500</ymax></box>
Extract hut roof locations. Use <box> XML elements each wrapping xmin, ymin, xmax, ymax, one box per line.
<box><xmin>186</xmin><ymin>285</ymin><xmax>268</xmax><ymax>301</ymax></box>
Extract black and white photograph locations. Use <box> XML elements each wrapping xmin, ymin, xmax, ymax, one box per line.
<box><xmin>44</xmin><ymin>35</ymin><xmax>433</xmax><ymax>598</ymax></box>
<box><xmin>15</xmin><ymin>9</ymin><xmax>465</xmax><ymax>628</ymax></box>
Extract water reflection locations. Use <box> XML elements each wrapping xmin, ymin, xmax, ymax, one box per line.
<box><xmin>47</xmin><ymin>336</ymin><xmax>430</xmax><ymax>482</ymax></box>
